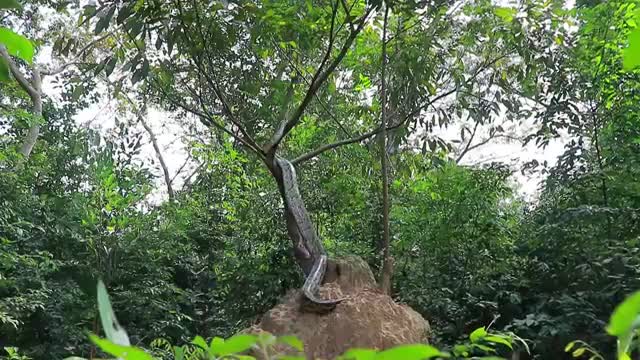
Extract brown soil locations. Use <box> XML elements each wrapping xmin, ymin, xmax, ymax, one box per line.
<box><xmin>245</xmin><ymin>256</ymin><xmax>430</xmax><ymax>360</ymax></box>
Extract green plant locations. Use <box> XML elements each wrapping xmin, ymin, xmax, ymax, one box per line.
<box><xmin>1</xmin><ymin>347</ymin><xmax>31</xmax><ymax>360</ymax></box>
<box><xmin>566</xmin><ymin>290</ymin><xmax>640</xmax><ymax>360</ymax></box>
<box><xmin>72</xmin><ymin>280</ymin><xmax>518</xmax><ymax>360</ymax></box>
<box><xmin>0</xmin><ymin>0</ymin><xmax>33</xmax><ymax>82</ymax></box>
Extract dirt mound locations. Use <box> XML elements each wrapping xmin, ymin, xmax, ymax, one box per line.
<box><xmin>246</xmin><ymin>256</ymin><xmax>430</xmax><ymax>360</ymax></box>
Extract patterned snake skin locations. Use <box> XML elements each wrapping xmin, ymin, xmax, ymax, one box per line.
<box><xmin>276</xmin><ymin>157</ymin><xmax>344</xmax><ymax>312</ymax></box>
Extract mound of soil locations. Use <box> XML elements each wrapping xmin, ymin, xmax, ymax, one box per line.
<box><xmin>245</xmin><ymin>256</ymin><xmax>430</xmax><ymax>360</ymax></box>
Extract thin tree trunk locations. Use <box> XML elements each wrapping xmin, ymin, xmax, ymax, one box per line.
<box><xmin>378</xmin><ymin>5</ymin><xmax>393</xmax><ymax>295</ymax></box>
<box><xmin>589</xmin><ymin>102</ymin><xmax>611</xmax><ymax>238</ymax></box>
<box><xmin>138</xmin><ymin>111</ymin><xmax>175</xmax><ymax>201</ymax></box>
<box><xmin>19</xmin><ymin>69</ymin><xmax>42</xmax><ymax>158</ymax></box>
<box><xmin>0</xmin><ymin>46</ymin><xmax>43</xmax><ymax>160</ymax></box>
<box><xmin>117</xmin><ymin>86</ymin><xmax>176</xmax><ymax>202</ymax></box>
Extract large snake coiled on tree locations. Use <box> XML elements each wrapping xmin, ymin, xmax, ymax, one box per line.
<box><xmin>275</xmin><ymin>157</ymin><xmax>344</xmax><ymax>312</ymax></box>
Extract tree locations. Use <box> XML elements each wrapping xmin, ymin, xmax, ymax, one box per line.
<box><xmin>378</xmin><ymin>2</ymin><xmax>392</xmax><ymax>295</ymax></box>
<box><xmin>0</xmin><ymin>0</ymin><xmax>111</xmax><ymax>161</ymax></box>
<box><xmin>78</xmin><ymin>0</ymin><xmax>548</xmax><ymax>311</ymax></box>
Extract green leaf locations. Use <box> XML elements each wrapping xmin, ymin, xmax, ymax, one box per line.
<box><xmin>484</xmin><ymin>335</ymin><xmax>513</xmax><ymax>350</ymax></box>
<box><xmin>452</xmin><ymin>344</ymin><xmax>469</xmax><ymax>357</ymax></box>
<box><xmin>494</xmin><ymin>7</ymin><xmax>516</xmax><ymax>23</ymax></box>
<box><xmin>97</xmin><ymin>280</ymin><xmax>130</xmax><ymax>346</ymax></box>
<box><xmin>256</xmin><ymin>332</ymin><xmax>276</xmax><ymax>347</ymax></box>
<box><xmin>94</xmin><ymin>5</ymin><xmax>115</xmax><ymax>34</ymax></box>
<box><xmin>617</xmin><ymin>330</ymin><xmax>635</xmax><ymax>359</ymax></box>
<box><xmin>623</xmin><ymin>28</ymin><xmax>640</xmax><ymax>71</ymax></box>
<box><xmin>105</xmin><ymin>57</ymin><xmax>117</xmax><ymax>77</ymax></box>
<box><xmin>278</xmin><ymin>336</ymin><xmax>304</xmax><ymax>352</ymax></box>
<box><xmin>565</xmin><ymin>341</ymin><xmax>575</xmax><ymax>352</ymax></box>
<box><xmin>0</xmin><ymin>0</ymin><xmax>20</xmax><ymax>9</ymax></box>
<box><xmin>338</xmin><ymin>348</ymin><xmax>377</xmax><ymax>360</ymax></box>
<box><xmin>191</xmin><ymin>335</ymin><xmax>208</xmax><ymax>350</ymax></box>
<box><xmin>572</xmin><ymin>348</ymin><xmax>585</xmax><ymax>357</ymax></box>
<box><xmin>72</xmin><ymin>84</ymin><xmax>85</xmax><ymax>101</ymax></box>
<box><xmin>209</xmin><ymin>336</ymin><xmax>225</xmax><ymax>353</ymax></box>
<box><xmin>470</xmin><ymin>327</ymin><xmax>487</xmax><ymax>343</ymax></box>
<box><xmin>116</xmin><ymin>4</ymin><xmax>133</xmax><ymax>24</ymax></box>
<box><xmin>131</xmin><ymin>68</ymin><xmax>144</xmax><ymax>84</ymax></box>
<box><xmin>141</xmin><ymin>59</ymin><xmax>149</xmax><ymax>77</ymax></box>
<box><xmin>0</xmin><ymin>27</ymin><xmax>34</xmax><ymax>64</ymax></box>
<box><xmin>606</xmin><ymin>291</ymin><xmax>640</xmax><ymax>336</ymax></box>
<box><xmin>471</xmin><ymin>344</ymin><xmax>496</xmax><ymax>353</ymax></box>
<box><xmin>90</xmin><ymin>335</ymin><xmax>153</xmax><ymax>360</ymax></box>
<box><xmin>173</xmin><ymin>346</ymin><xmax>184</xmax><ymax>360</ymax></box>
<box><xmin>374</xmin><ymin>345</ymin><xmax>443</xmax><ymax>360</ymax></box>
<box><xmin>216</xmin><ymin>335</ymin><xmax>257</xmax><ymax>356</ymax></box>
<box><xmin>0</xmin><ymin>57</ymin><xmax>9</xmax><ymax>82</ymax></box>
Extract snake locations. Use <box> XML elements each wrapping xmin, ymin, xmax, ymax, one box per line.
<box><xmin>275</xmin><ymin>156</ymin><xmax>344</xmax><ymax>312</ymax></box>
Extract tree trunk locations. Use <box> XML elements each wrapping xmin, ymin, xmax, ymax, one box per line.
<box><xmin>378</xmin><ymin>5</ymin><xmax>393</xmax><ymax>295</ymax></box>
<box><xmin>19</xmin><ymin>68</ymin><xmax>42</xmax><ymax>159</ymax></box>
<box><xmin>138</xmin><ymin>111</ymin><xmax>175</xmax><ymax>201</ymax></box>
<box><xmin>0</xmin><ymin>45</ymin><xmax>43</xmax><ymax>161</ymax></box>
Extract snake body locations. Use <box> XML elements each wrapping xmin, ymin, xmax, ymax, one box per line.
<box><xmin>275</xmin><ymin>157</ymin><xmax>344</xmax><ymax>312</ymax></box>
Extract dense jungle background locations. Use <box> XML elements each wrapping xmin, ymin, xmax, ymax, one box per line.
<box><xmin>2</xmin><ymin>0</ymin><xmax>640</xmax><ymax>358</ymax></box>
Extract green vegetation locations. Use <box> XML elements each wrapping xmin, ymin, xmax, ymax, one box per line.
<box><xmin>2</xmin><ymin>0</ymin><xmax>640</xmax><ymax>359</ymax></box>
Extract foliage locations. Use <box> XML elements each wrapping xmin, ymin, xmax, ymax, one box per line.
<box><xmin>74</xmin><ymin>281</ymin><xmax>517</xmax><ymax>360</ymax></box>
<box><xmin>565</xmin><ymin>289</ymin><xmax>640</xmax><ymax>360</ymax></box>
<box><xmin>1</xmin><ymin>0</ymin><xmax>640</xmax><ymax>359</ymax></box>
<box><xmin>0</xmin><ymin>0</ymin><xmax>33</xmax><ymax>81</ymax></box>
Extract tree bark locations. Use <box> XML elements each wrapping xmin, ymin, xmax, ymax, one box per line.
<box><xmin>138</xmin><ymin>111</ymin><xmax>175</xmax><ymax>201</ymax></box>
<box><xmin>0</xmin><ymin>46</ymin><xmax>43</xmax><ymax>160</ymax></box>
<box><xmin>378</xmin><ymin>4</ymin><xmax>393</xmax><ymax>295</ymax></box>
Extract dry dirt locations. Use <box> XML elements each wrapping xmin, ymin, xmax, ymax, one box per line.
<box><xmin>245</xmin><ymin>256</ymin><xmax>430</xmax><ymax>360</ymax></box>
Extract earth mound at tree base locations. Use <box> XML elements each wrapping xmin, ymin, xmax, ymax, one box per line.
<box><xmin>245</xmin><ymin>256</ymin><xmax>430</xmax><ymax>359</ymax></box>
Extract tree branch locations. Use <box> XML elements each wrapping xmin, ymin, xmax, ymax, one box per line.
<box><xmin>41</xmin><ymin>31</ymin><xmax>115</xmax><ymax>76</ymax></box>
<box><xmin>171</xmin><ymin>152</ymin><xmax>192</xmax><ymax>184</ymax></box>
<box><xmin>181</xmin><ymin>162</ymin><xmax>204</xmax><ymax>192</ymax></box>
<box><xmin>174</xmin><ymin>0</ymin><xmax>264</xmax><ymax>156</ymax></box>
<box><xmin>455</xmin><ymin>119</ymin><xmax>480</xmax><ymax>163</ymax></box>
<box><xmin>338</xmin><ymin>0</ymin><xmax>356</xmax><ymax>32</ymax></box>
<box><xmin>396</xmin><ymin>53</ymin><xmax>510</xmax><ymax>125</ymax></box>
<box><xmin>291</xmin><ymin>86</ymin><xmax>459</xmax><ymax>165</ymax></box>
<box><xmin>153</xmin><ymin>78</ymin><xmax>262</xmax><ymax>155</ymax></box>
<box><xmin>291</xmin><ymin>126</ymin><xmax>380</xmax><ymax>165</ymax></box>
<box><xmin>273</xmin><ymin>42</ymin><xmax>351</xmax><ymax>137</ymax></box>
<box><xmin>457</xmin><ymin>129</ymin><xmax>521</xmax><ymax>163</ymax></box>
<box><xmin>378</xmin><ymin>4</ymin><xmax>392</xmax><ymax>295</ymax></box>
<box><xmin>0</xmin><ymin>45</ymin><xmax>37</xmax><ymax>98</ymax></box>
<box><xmin>139</xmin><ymin>106</ymin><xmax>176</xmax><ymax>201</ymax></box>
<box><xmin>266</xmin><ymin>3</ymin><xmax>372</xmax><ymax>152</ymax></box>
<box><xmin>0</xmin><ymin>45</ymin><xmax>44</xmax><ymax>159</ymax></box>
<box><xmin>116</xmin><ymin>86</ymin><xmax>176</xmax><ymax>201</ymax></box>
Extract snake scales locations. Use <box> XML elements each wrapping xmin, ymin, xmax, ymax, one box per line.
<box><xmin>275</xmin><ymin>157</ymin><xmax>344</xmax><ymax>312</ymax></box>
